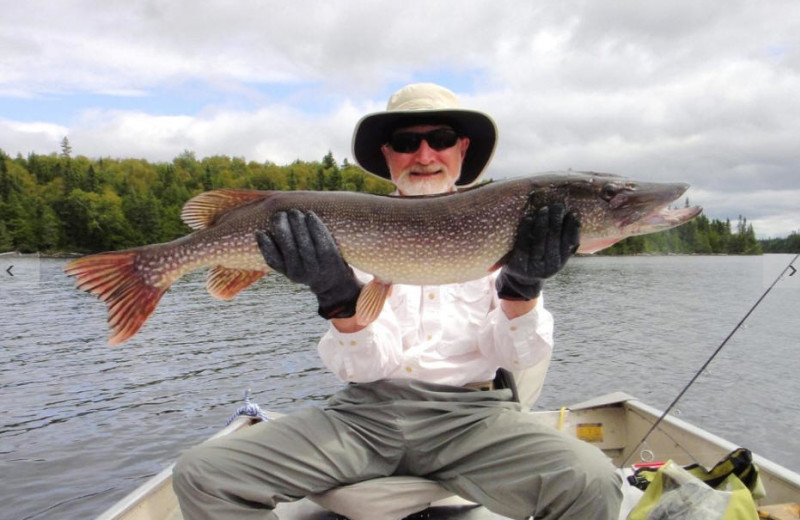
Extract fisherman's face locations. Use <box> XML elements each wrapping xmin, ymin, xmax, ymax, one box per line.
<box><xmin>381</xmin><ymin>124</ymin><xmax>470</xmax><ymax>196</ymax></box>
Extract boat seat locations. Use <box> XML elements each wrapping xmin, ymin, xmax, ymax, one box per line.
<box><xmin>309</xmin><ymin>360</ymin><xmax>551</xmax><ymax>520</ymax></box>
<box><xmin>309</xmin><ymin>476</ymin><xmax>465</xmax><ymax>520</ymax></box>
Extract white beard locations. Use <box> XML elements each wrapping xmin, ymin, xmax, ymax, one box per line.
<box><xmin>394</xmin><ymin>170</ymin><xmax>457</xmax><ymax>196</ymax></box>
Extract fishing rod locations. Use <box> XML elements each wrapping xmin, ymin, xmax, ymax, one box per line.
<box><xmin>621</xmin><ymin>253</ymin><xmax>799</xmax><ymax>468</ymax></box>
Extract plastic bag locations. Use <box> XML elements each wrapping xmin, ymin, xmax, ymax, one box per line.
<box><xmin>627</xmin><ymin>460</ymin><xmax>760</xmax><ymax>520</ymax></box>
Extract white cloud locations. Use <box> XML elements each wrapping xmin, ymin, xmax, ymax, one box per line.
<box><xmin>1</xmin><ymin>0</ymin><xmax>799</xmax><ymax>237</ymax></box>
<box><xmin>62</xmin><ymin>101</ymin><xmax>366</xmax><ymax>166</ymax></box>
<box><xmin>0</xmin><ymin>119</ymin><xmax>67</xmax><ymax>155</ymax></box>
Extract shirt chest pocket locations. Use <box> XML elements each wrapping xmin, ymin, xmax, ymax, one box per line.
<box><xmin>436</xmin><ymin>279</ymin><xmax>494</xmax><ymax>357</ymax></box>
<box><xmin>446</xmin><ymin>279</ymin><xmax>493</xmax><ymax>323</ymax></box>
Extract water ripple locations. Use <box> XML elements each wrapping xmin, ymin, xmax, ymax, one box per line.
<box><xmin>1</xmin><ymin>255</ymin><xmax>798</xmax><ymax>519</ymax></box>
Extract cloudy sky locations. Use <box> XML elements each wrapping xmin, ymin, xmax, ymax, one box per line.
<box><xmin>1</xmin><ymin>1</ymin><xmax>798</xmax><ymax>237</ymax></box>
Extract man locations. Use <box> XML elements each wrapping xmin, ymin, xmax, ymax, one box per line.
<box><xmin>173</xmin><ymin>83</ymin><xmax>622</xmax><ymax>519</ymax></box>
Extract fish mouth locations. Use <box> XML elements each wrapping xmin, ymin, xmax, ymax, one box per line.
<box><xmin>615</xmin><ymin>182</ymin><xmax>693</xmax><ymax>228</ymax></box>
<box><xmin>635</xmin><ymin>204</ymin><xmax>704</xmax><ymax>231</ymax></box>
<box><xmin>575</xmin><ymin>180</ymin><xmax>702</xmax><ymax>255</ymax></box>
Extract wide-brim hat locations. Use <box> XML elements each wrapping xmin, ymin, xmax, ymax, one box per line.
<box><xmin>352</xmin><ymin>83</ymin><xmax>498</xmax><ymax>187</ymax></box>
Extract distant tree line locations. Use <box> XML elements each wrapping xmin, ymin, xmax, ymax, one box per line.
<box><xmin>0</xmin><ymin>143</ymin><xmax>393</xmax><ymax>254</ymax></box>
<box><xmin>0</xmin><ymin>142</ymin><xmax>795</xmax><ymax>254</ymax></box>
<box><xmin>759</xmin><ymin>233</ymin><xmax>800</xmax><ymax>253</ymax></box>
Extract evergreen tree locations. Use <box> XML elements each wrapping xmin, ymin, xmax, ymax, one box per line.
<box><xmin>86</xmin><ymin>165</ymin><xmax>100</xmax><ymax>192</ymax></box>
<box><xmin>325</xmin><ymin>168</ymin><xmax>343</xmax><ymax>191</ymax></box>
<box><xmin>0</xmin><ymin>153</ymin><xmax>11</xmax><ymax>201</ymax></box>
<box><xmin>34</xmin><ymin>203</ymin><xmax>61</xmax><ymax>251</ymax></box>
<box><xmin>60</xmin><ymin>136</ymin><xmax>72</xmax><ymax>158</ymax></box>
<box><xmin>322</xmin><ymin>151</ymin><xmax>336</xmax><ymax>170</ymax></box>
<box><xmin>761</xmin><ymin>232</ymin><xmax>800</xmax><ymax>253</ymax></box>
<box><xmin>314</xmin><ymin>167</ymin><xmax>325</xmax><ymax>191</ymax></box>
<box><xmin>0</xmin><ymin>220</ymin><xmax>13</xmax><ymax>252</ymax></box>
<box><xmin>123</xmin><ymin>192</ymin><xmax>164</xmax><ymax>244</ymax></box>
<box><xmin>203</xmin><ymin>164</ymin><xmax>213</xmax><ymax>191</ymax></box>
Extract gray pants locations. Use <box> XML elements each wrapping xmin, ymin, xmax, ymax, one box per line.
<box><xmin>173</xmin><ymin>380</ymin><xmax>622</xmax><ymax>520</ymax></box>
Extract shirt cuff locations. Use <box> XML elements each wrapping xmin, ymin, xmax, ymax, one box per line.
<box><xmin>325</xmin><ymin>323</ymin><xmax>377</xmax><ymax>349</ymax></box>
<box><xmin>318</xmin><ymin>321</ymin><xmax>403</xmax><ymax>382</ymax></box>
<box><xmin>489</xmin><ymin>298</ymin><xmax>553</xmax><ymax>368</ymax></box>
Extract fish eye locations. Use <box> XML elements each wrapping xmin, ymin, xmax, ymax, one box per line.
<box><xmin>600</xmin><ymin>183</ymin><xmax>620</xmax><ymax>202</ymax></box>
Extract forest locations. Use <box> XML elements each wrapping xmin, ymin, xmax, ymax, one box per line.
<box><xmin>0</xmin><ymin>141</ymin><xmax>794</xmax><ymax>255</ymax></box>
<box><xmin>0</xmin><ymin>143</ymin><xmax>393</xmax><ymax>254</ymax></box>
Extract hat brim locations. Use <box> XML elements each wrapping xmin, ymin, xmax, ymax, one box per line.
<box><xmin>352</xmin><ymin>108</ymin><xmax>497</xmax><ymax>187</ymax></box>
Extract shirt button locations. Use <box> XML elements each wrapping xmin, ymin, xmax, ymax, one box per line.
<box><xmin>405</xmin><ymin>366</ymin><xmax>413</xmax><ymax>373</ymax></box>
<box><xmin>427</xmin><ymin>334</ymin><xmax>432</xmax><ymax>341</ymax></box>
<box><xmin>510</xmin><ymin>326</ymin><xmax>518</xmax><ymax>332</ymax></box>
<box><xmin>428</xmin><ymin>292</ymin><xmax>436</xmax><ymax>300</ymax></box>
<box><xmin>350</xmin><ymin>340</ymin><xmax>358</xmax><ymax>347</ymax></box>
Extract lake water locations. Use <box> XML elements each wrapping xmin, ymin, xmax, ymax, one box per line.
<box><xmin>1</xmin><ymin>254</ymin><xmax>798</xmax><ymax>520</ymax></box>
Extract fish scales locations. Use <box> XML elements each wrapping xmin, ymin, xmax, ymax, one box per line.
<box><xmin>312</xmin><ymin>183</ymin><xmax>531</xmax><ymax>285</ymax></box>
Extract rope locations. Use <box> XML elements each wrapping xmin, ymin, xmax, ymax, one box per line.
<box><xmin>557</xmin><ymin>406</ymin><xmax>567</xmax><ymax>431</ymax></box>
<box><xmin>226</xmin><ymin>388</ymin><xmax>270</xmax><ymax>425</ymax></box>
<box><xmin>621</xmin><ymin>253</ymin><xmax>799</xmax><ymax>467</ymax></box>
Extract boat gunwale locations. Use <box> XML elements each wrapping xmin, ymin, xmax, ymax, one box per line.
<box><xmin>622</xmin><ymin>397</ymin><xmax>800</xmax><ymax>493</ymax></box>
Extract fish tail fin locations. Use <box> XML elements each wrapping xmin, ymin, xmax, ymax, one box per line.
<box><xmin>355</xmin><ymin>280</ymin><xmax>393</xmax><ymax>325</ymax></box>
<box><xmin>207</xmin><ymin>266</ymin><xmax>268</xmax><ymax>300</ymax></box>
<box><xmin>64</xmin><ymin>251</ymin><xmax>168</xmax><ymax>345</ymax></box>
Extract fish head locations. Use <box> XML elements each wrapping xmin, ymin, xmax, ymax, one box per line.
<box><xmin>528</xmin><ymin>171</ymin><xmax>702</xmax><ymax>254</ymax></box>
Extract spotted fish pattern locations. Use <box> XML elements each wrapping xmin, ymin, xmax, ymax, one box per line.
<box><xmin>65</xmin><ymin>171</ymin><xmax>701</xmax><ymax>344</ymax></box>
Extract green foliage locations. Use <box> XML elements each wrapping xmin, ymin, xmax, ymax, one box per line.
<box><xmin>0</xmin><ymin>220</ymin><xmax>13</xmax><ymax>251</ymax></box>
<box><xmin>760</xmin><ymin>232</ymin><xmax>800</xmax><ymax>253</ymax></box>
<box><xmin>600</xmin><ymin>213</ymin><xmax>767</xmax><ymax>256</ymax></box>
<box><xmin>60</xmin><ymin>136</ymin><xmax>72</xmax><ymax>158</ymax></box>
<box><xmin>0</xmin><ymin>148</ymin><xmax>393</xmax><ymax>253</ymax></box>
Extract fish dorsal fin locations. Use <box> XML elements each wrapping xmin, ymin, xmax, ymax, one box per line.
<box><xmin>181</xmin><ymin>189</ymin><xmax>273</xmax><ymax>230</ymax></box>
<box><xmin>207</xmin><ymin>266</ymin><xmax>268</xmax><ymax>300</ymax></box>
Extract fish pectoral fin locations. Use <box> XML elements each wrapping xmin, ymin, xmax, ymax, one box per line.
<box><xmin>355</xmin><ymin>280</ymin><xmax>393</xmax><ymax>326</ymax></box>
<box><xmin>489</xmin><ymin>251</ymin><xmax>513</xmax><ymax>272</ymax></box>
<box><xmin>207</xmin><ymin>266</ymin><xmax>268</xmax><ymax>300</ymax></box>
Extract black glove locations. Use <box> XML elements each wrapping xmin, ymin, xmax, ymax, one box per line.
<box><xmin>496</xmin><ymin>204</ymin><xmax>581</xmax><ymax>301</ymax></box>
<box><xmin>255</xmin><ymin>209</ymin><xmax>363</xmax><ymax>319</ymax></box>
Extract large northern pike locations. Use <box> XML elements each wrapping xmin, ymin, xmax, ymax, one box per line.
<box><xmin>65</xmin><ymin>171</ymin><xmax>701</xmax><ymax>344</ymax></box>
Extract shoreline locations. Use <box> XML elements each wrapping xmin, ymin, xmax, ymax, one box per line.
<box><xmin>0</xmin><ymin>251</ymin><xmax>83</xmax><ymax>259</ymax></box>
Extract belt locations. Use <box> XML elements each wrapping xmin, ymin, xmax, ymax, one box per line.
<box><xmin>463</xmin><ymin>380</ymin><xmax>495</xmax><ymax>391</ymax></box>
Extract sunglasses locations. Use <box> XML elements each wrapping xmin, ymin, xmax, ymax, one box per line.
<box><xmin>387</xmin><ymin>128</ymin><xmax>461</xmax><ymax>153</ymax></box>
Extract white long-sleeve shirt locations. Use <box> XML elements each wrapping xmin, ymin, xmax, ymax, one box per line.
<box><xmin>317</xmin><ymin>270</ymin><xmax>555</xmax><ymax>389</ymax></box>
